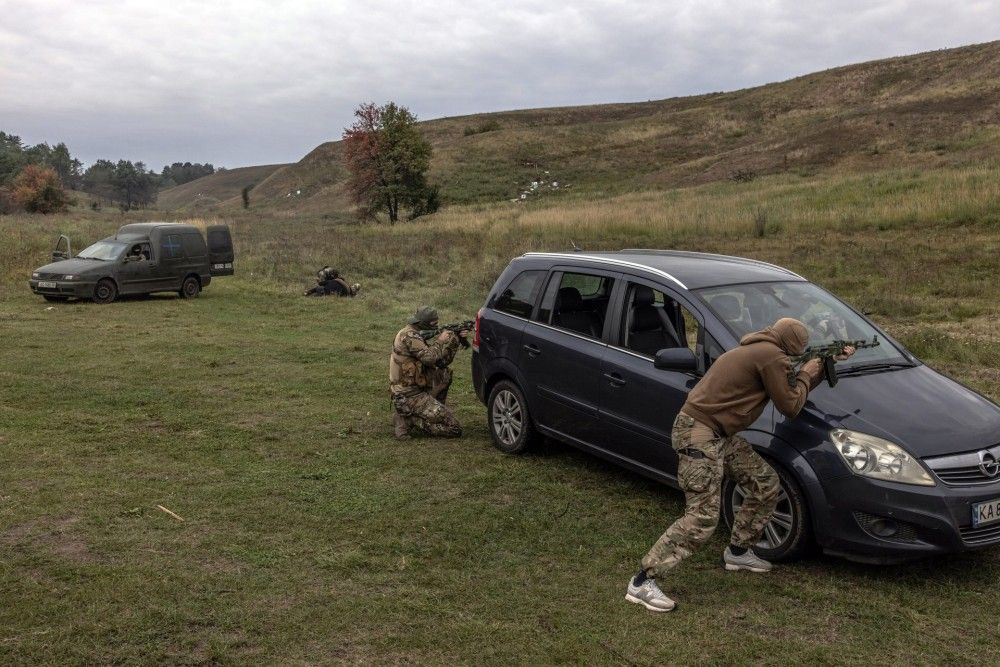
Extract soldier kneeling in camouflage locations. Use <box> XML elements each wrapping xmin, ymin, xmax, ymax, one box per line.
<box><xmin>389</xmin><ymin>306</ymin><xmax>464</xmax><ymax>439</ymax></box>
<box><xmin>626</xmin><ymin>318</ymin><xmax>855</xmax><ymax>612</ymax></box>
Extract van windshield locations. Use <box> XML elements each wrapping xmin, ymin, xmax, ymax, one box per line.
<box><xmin>697</xmin><ymin>281</ymin><xmax>909</xmax><ymax>369</ymax></box>
<box><xmin>77</xmin><ymin>241</ymin><xmax>128</xmax><ymax>261</ymax></box>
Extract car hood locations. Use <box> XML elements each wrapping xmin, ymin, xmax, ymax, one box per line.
<box><xmin>34</xmin><ymin>258</ymin><xmax>106</xmax><ymax>275</ymax></box>
<box><xmin>803</xmin><ymin>364</ymin><xmax>1000</xmax><ymax>458</ymax></box>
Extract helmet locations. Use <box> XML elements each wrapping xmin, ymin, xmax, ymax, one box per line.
<box><xmin>409</xmin><ymin>306</ymin><xmax>438</xmax><ymax>327</ymax></box>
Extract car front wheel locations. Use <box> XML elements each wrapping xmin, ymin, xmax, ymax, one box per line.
<box><xmin>93</xmin><ymin>279</ymin><xmax>117</xmax><ymax>304</ymax></box>
<box><xmin>487</xmin><ymin>380</ymin><xmax>536</xmax><ymax>454</ymax></box>
<box><xmin>721</xmin><ymin>462</ymin><xmax>812</xmax><ymax>561</ymax></box>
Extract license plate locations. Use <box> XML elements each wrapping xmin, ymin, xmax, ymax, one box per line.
<box><xmin>972</xmin><ymin>498</ymin><xmax>1000</xmax><ymax>527</ymax></box>
<box><xmin>38</xmin><ymin>281</ymin><xmax>57</xmax><ymax>288</ymax></box>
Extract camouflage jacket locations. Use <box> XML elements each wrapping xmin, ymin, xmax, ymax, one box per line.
<box><xmin>389</xmin><ymin>324</ymin><xmax>460</xmax><ymax>396</ymax></box>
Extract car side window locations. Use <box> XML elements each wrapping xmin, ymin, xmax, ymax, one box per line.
<box><xmin>620</xmin><ymin>282</ymin><xmax>710</xmax><ymax>363</ymax></box>
<box><xmin>161</xmin><ymin>234</ymin><xmax>184</xmax><ymax>260</ymax></box>
<box><xmin>493</xmin><ymin>270</ymin><xmax>545</xmax><ymax>318</ymax></box>
<box><xmin>620</xmin><ymin>282</ymin><xmax>685</xmax><ymax>357</ymax></box>
<box><xmin>705</xmin><ymin>331</ymin><xmax>724</xmax><ymax>366</ymax></box>
<box><xmin>549</xmin><ymin>271</ymin><xmax>615</xmax><ymax>339</ymax></box>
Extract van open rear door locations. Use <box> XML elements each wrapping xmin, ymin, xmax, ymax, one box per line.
<box><xmin>207</xmin><ymin>225</ymin><xmax>234</xmax><ymax>276</ymax></box>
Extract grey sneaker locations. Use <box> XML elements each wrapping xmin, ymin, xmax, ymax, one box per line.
<box><xmin>625</xmin><ymin>576</ymin><xmax>676</xmax><ymax>612</ymax></box>
<box><xmin>723</xmin><ymin>547</ymin><xmax>773</xmax><ymax>573</ymax></box>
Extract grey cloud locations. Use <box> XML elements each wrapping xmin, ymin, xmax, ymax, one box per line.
<box><xmin>1</xmin><ymin>0</ymin><xmax>997</xmax><ymax>168</ymax></box>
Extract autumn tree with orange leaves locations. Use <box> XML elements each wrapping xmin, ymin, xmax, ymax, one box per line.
<box><xmin>13</xmin><ymin>164</ymin><xmax>69</xmax><ymax>214</ymax></box>
<box><xmin>342</xmin><ymin>102</ymin><xmax>437</xmax><ymax>223</ymax></box>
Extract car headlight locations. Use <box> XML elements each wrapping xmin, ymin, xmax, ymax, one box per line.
<box><xmin>831</xmin><ymin>429</ymin><xmax>934</xmax><ymax>486</ymax></box>
<box><xmin>63</xmin><ymin>274</ymin><xmax>75</xmax><ymax>280</ymax></box>
<box><xmin>32</xmin><ymin>272</ymin><xmax>39</xmax><ymax>278</ymax></box>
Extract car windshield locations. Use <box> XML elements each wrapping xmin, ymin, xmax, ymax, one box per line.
<box><xmin>76</xmin><ymin>240</ymin><xmax>127</xmax><ymax>261</ymax></box>
<box><xmin>697</xmin><ymin>281</ymin><xmax>909</xmax><ymax>369</ymax></box>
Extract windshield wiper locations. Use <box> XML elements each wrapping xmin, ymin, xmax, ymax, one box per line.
<box><xmin>838</xmin><ymin>362</ymin><xmax>914</xmax><ymax>376</ymax></box>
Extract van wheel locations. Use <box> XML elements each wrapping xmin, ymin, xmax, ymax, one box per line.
<box><xmin>93</xmin><ymin>279</ymin><xmax>117</xmax><ymax>304</ymax></box>
<box><xmin>487</xmin><ymin>380</ymin><xmax>536</xmax><ymax>454</ymax></box>
<box><xmin>179</xmin><ymin>276</ymin><xmax>200</xmax><ymax>298</ymax></box>
<box><xmin>722</xmin><ymin>462</ymin><xmax>812</xmax><ymax>562</ymax></box>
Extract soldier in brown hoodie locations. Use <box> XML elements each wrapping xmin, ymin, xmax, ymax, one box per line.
<box><xmin>626</xmin><ymin>317</ymin><xmax>854</xmax><ymax>612</ymax></box>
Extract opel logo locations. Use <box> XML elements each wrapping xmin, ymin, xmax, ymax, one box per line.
<box><xmin>978</xmin><ymin>451</ymin><xmax>1000</xmax><ymax>478</ymax></box>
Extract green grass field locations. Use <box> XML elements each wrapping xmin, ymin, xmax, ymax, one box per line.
<box><xmin>2</xmin><ymin>164</ymin><xmax>999</xmax><ymax>664</ymax></box>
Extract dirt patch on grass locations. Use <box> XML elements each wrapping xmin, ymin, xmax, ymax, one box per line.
<box><xmin>0</xmin><ymin>516</ymin><xmax>97</xmax><ymax>564</ymax></box>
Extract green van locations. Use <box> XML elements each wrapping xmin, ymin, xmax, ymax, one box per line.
<box><xmin>29</xmin><ymin>222</ymin><xmax>234</xmax><ymax>304</ymax></box>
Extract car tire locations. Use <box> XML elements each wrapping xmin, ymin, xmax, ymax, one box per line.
<box><xmin>42</xmin><ymin>295</ymin><xmax>68</xmax><ymax>303</ymax></box>
<box><xmin>179</xmin><ymin>275</ymin><xmax>201</xmax><ymax>299</ymax></box>
<box><xmin>92</xmin><ymin>279</ymin><xmax>118</xmax><ymax>304</ymax></box>
<box><xmin>487</xmin><ymin>380</ymin><xmax>536</xmax><ymax>454</ymax></box>
<box><xmin>721</xmin><ymin>461</ymin><xmax>812</xmax><ymax>562</ymax></box>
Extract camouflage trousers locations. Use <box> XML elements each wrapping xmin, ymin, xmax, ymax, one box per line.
<box><xmin>641</xmin><ymin>412</ymin><xmax>779</xmax><ymax>578</ymax></box>
<box><xmin>392</xmin><ymin>378</ymin><xmax>461</xmax><ymax>439</ymax></box>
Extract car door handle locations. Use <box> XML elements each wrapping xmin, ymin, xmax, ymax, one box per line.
<box><xmin>603</xmin><ymin>372</ymin><xmax>627</xmax><ymax>387</ymax></box>
<box><xmin>522</xmin><ymin>344</ymin><xmax>541</xmax><ymax>357</ymax></box>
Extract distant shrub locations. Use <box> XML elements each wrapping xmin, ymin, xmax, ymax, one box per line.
<box><xmin>729</xmin><ymin>168</ymin><xmax>756</xmax><ymax>183</ymax></box>
<box><xmin>0</xmin><ymin>186</ymin><xmax>17</xmax><ymax>214</ymax></box>
<box><xmin>463</xmin><ymin>120</ymin><xmax>502</xmax><ymax>136</ymax></box>
<box><xmin>13</xmin><ymin>165</ymin><xmax>69</xmax><ymax>213</ymax></box>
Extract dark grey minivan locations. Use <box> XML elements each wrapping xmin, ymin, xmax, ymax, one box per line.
<box><xmin>29</xmin><ymin>222</ymin><xmax>234</xmax><ymax>304</ymax></box>
<box><xmin>471</xmin><ymin>251</ymin><xmax>1000</xmax><ymax>563</ymax></box>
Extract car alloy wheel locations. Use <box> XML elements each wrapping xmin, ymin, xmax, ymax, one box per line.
<box><xmin>486</xmin><ymin>380</ymin><xmax>536</xmax><ymax>454</ymax></box>
<box><xmin>722</xmin><ymin>462</ymin><xmax>812</xmax><ymax>561</ymax></box>
<box><xmin>492</xmin><ymin>389</ymin><xmax>523</xmax><ymax>447</ymax></box>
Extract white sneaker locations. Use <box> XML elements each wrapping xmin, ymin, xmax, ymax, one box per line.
<box><xmin>625</xmin><ymin>575</ymin><xmax>676</xmax><ymax>612</ymax></box>
<box><xmin>723</xmin><ymin>546</ymin><xmax>773</xmax><ymax>573</ymax></box>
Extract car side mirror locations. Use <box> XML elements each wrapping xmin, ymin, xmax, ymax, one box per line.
<box><xmin>52</xmin><ymin>251</ymin><xmax>69</xmax><ymax>261</ymax></box>
<box><xmin>654</xmin><ymin>347</ymin><xmax>697</xmax><ymax>372</ymax></box>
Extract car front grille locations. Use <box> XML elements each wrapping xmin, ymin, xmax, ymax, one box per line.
<box><xmin>934</xmin><ymin>465</ymin><xmax>1000</xmax><ymax>486</ymax></box>
<box><xmin>960</xmin><ymin>522</ymin><xmax>1000</xmax><ymax>546</ymax></box>
<box><xmin>36</xmin><ymin>272</ymin><xmax>64</xmax><ymax>280</ymax></box>
<box><xmin>924</xmin><ymin>444</ymin><xmax>1000</xmax><ymax>487</ymax></box>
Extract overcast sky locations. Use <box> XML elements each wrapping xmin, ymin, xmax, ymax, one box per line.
<box><xmin>2</xmin><ymin>1</ymin><xmax>997</xmax><ymax>170</ymax></box>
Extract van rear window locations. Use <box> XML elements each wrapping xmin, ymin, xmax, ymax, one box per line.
<box><xmin>493</xmin><ymin>270</ymin><xmax>545</xmax><ymax>319</ymax></box>
<box><xmin>161</xmin><ymin>234</ymin><xmax>184</xmax><ymax>259</ymax></box>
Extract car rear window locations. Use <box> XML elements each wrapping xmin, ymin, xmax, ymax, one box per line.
<box><xmin>493</xmin><ymin>270</ymin><xmax>545</xmax><ymax>318</ymax></box>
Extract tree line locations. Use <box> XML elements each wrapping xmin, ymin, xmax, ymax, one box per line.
<box><xmin>1</xmin><ymin>130</ymin><xmax>218</xmax><ymax>214</ymax></box>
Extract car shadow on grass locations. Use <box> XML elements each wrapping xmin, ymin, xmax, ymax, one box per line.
<box><xmin>523</xmin><ymin>435</ymin><xmax>999</xmax><ymax>580</ymax></box>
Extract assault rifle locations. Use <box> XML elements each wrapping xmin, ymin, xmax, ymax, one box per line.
<box><xmin>419</xmin><ymin>320</ymin><xmax>475</xmax><ymax>349</ymax></box>
<box><xmin>789</xmin><ymin>336</ymin><xmax>880</xmax><ymax>388</ymax></box>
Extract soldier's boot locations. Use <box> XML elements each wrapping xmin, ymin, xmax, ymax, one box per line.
<box><xmin>722</xmin><ymin>546</ymin><xmax>772</xmax><ymax>573</ymax></box>
<box><xmin>625</xmin><ymin>572</ymin><xmax>676</xmax><ymax>612</ymax></box>
<box><xmin>393</xmin><ymin>413</ymin><xmax>411</xmax><ymax>440</ymax></box>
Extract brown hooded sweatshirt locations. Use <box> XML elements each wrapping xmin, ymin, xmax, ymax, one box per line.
<box><xmin>681</xmin><ymin>318</ymin><xmax>816</xmax><ymax>437</ymax></box>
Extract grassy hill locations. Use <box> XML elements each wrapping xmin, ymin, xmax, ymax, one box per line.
<box><xmin>159</xmin><ymin>40</ymin><xmax>1000</xmax><ymax>215</ymax></box>
<box><xmin>156</xmin><ymin>163</ymin><xmax>287</xmax><ymax>211</ymax></box>
<box><xmin>2</xmin><ymin>182</ymin><xmax>998</xmax><ymax>661</ymax></box>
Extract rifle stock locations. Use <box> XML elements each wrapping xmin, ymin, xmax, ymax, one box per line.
<box><xmin>419</xmin><ymin>320</ymin><xmax>475</xmax><ymax>349</ymax></box>
<box><xmin>790</xmin><ymin>336</ymin><xmax>880</xmax><ymax>388</ymax></box>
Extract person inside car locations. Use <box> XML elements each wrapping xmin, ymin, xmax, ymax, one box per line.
<box><xmin>625</xmin><ymin>317</ymin><xmax>855</xmax><ymax>612</ymax></box>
